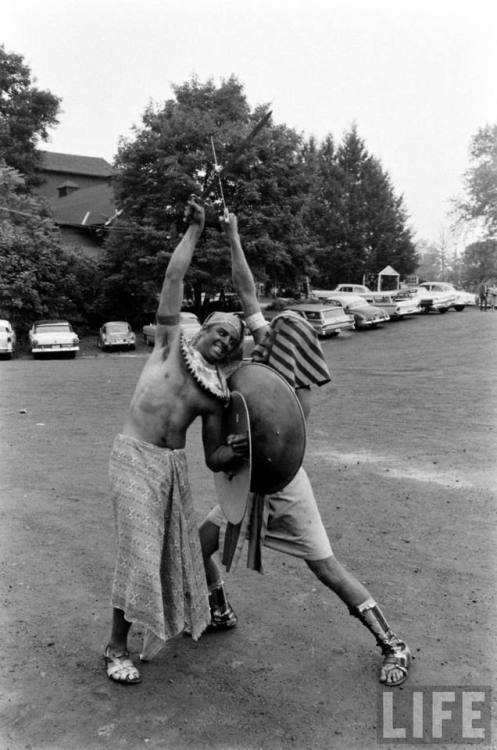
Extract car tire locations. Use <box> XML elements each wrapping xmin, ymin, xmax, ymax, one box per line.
<box><xmin>454</xmin><ymin>305</ymin><xmax>465</xmax><ymax>312</ymax></box>
<box><xmin>438</xmin><ymin>307</ymin><xmax>448</xmax><ymax>314</ymax></box>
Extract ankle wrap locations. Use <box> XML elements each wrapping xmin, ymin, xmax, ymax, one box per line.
<box><xmin>208</xmin><ymin>581</ymin><xmax>229</xmax><ymax>611</ymax></box>
<box><xmin>351</xmin><ymin>598</ymin><xmax>399</xmax><ymax>652</ymax></box>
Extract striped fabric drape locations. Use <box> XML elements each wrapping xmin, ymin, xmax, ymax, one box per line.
<box><xmin>251</xmin><ymin>311</ymin><xmax>331</xmax><ymax>389</ymax></box>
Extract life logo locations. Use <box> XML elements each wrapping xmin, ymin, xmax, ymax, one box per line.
<box><xmin>377</xmin><ymin>686</ymin><xmax>492</xmax><ymax>744</ymax></box>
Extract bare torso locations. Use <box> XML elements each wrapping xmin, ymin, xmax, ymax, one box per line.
<box><xmin>122</xmin><ymin>334</ymin><xmax>222</xmax><ymax>449</ymax></box>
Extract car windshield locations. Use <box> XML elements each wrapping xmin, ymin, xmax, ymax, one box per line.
<box><xmin>106</xmin><ymin>322</ymin><xmax>130</xmax><ymax>332</ymax></box>
<box><xmin>35</xmin><ymin>323</ymin><xmax>71</xmax><ymax>333</ymax></box>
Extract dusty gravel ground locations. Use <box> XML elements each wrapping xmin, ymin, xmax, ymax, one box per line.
<box><xmin>1</xmin><ymin>308</ymin><xmax>496</xmax><ymax>750</ymax></box>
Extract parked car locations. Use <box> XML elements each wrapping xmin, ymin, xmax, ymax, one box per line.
<box><xmin>29</xmin><ymin>320</ymin><xmax>80</xmax><ymax>357</ymax></box>
<box><xmin>142</xmin><ymin>312</ymin><xmax>202</xmax><ymax>345</ymax></box>
<box><xmin>332</xmin><ymin>283</ymin><xmax>373</xmax><ymax>295</ymax></box>
<box><xmin>288</xmin><ymin>302</ymin><xmax>355</xmax><ymax>337</ymax></box>
<box><xmin>361</xmin><ymin>292</ymin><xmax>421</xmax><ymax>318</ymax></box>
<box><xmin>0</xmin><ymin>319</ymin><xmax>16</xmax><ymax>358</ymax></box>
<box><xmin>419</xmin><ymin>282</ymin><xmax>475</xmax><ymax>311</ymax></box>
<box><xmin>410</xmin><ymin>284</ymin><xmax>457</xmax><ymax>313</ymax></box>
<box><xmin>316</xmin><ymin>292</ymin><xmax>390</xmax><ymax>329</ymax></box>
<box><xmin>97</xmin><ymin>321</ymin><xmax>136</xmax><ymax>351</ymax></box>
<box><xmin>452</xmin><ymin>287</ymin><xmax>478</xmax><ymax>306</ymax></box>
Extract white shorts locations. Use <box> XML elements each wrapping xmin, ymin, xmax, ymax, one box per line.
<box><xmin>207</xmin><ymin>467</ymin><xmax>333</xmax><ymax>561</ymax></box>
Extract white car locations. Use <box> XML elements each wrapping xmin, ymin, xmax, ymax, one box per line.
<box><xmin>98</xmin><ymin>321</ymin><xmax>136</xmax><ymax>351</ymax></box>
<box><xmin>143</xmin><ymin>312</ymin><xmax>202</xmax><ymax>345</ymax></box>
<box><xmin>29</xmin><ymin>320</ymin><xmax>80</xmax><ymax>357</ymax></box>
<box><xmin>419</xmin><ymin>282</ymin><xmax>476</xmax><ymax>310</ymax></box>
<box><xmin>316</xmin><ymin>292</ymin><xmax>390</xmax><ymax>328</ymax></box>
<box><xmin>416</xmin><ymin>283</ymin><xmax>459</xmax><ymax>313</ymax></box>
<box><xmin>362</xmin><ymin>292</ymin><xmax>421</xmax><ymax>318</ymax></box>
<box><xmin>0</xmin><ymin>319</ymin><xmax>16</xmax><ymax>358</ymax></box>
<box><xmin>332</xmin><ymin>283</ymin><xmax>373</xmax><ymax>295</ymax></box>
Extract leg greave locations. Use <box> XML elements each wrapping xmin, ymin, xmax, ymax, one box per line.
<box><xmin>350</xmin><ymin>597</ymin><xmax>401</xmax><ymax>653</ymax></box>
<box><xmin>207</xmin><ymin>581</ymin><xmax>237</xmax><ymax>631</ymax></box>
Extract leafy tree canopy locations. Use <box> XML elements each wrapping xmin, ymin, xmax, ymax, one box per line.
<box><xmin>456</xmin><ymin>124</ymin><xmax>497</xmax><ymax>237</ymax></box>
<box><xmin>460</xmin><ymin>239</ymin><xmax>497</xmax><ymax>286</ymax></box>
<box><xmin>0</xmin><ymin>162</ymin><xmax>90</xmax><ymax>337</ymax></box>
<box><xmin>0</xmin><ymin>45</ymin><xmax>61</xmax><ymax>187</ymax></box>
<box><xmin>100</xmin><ymin>76</ymin><xmax>314</xmax><ymax>322</ymax></box>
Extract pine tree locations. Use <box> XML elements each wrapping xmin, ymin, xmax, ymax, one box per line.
<box><xmin>308</xmin><ymin>126</ymin><xmax>417</xmax><ymax>287</ymax></box>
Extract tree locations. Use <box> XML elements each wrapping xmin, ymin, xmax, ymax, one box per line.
<box><xmin>308</xmin><ymin>126</ymin><xmax>418</xmax><ymax>287</ymax></box>
<box><xmin>0</xmin><ymin>45</ymin><xmax>61</xmax><ymax>187</ymax></box>
<box><xmin>415</xmin><ymin>239</ymin><xmax>444</xmax><ymax>281</ymax></box>
<box><xmin>0</xmin><ymin>162</ymin><xmax>91</xmax><ymax>337</ymax></box>
<box><xmin>99</xmin><ymin>76</ymin><xmax>314</xmax><ymax>322</ymax></box>
<box><xmin>459</xmin><ymin>239</ymin><xmax>497</xmax><ymax>287</ymax></box>
<box><xmin>455</xmin><ymin>124</ymin><xmax>497</xmax><ymax>237</ymax></box>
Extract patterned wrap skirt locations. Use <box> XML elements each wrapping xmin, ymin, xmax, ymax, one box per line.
<box><xmin>109</xmin><ymin>434</ymin><xmax>210</xmax><ymax>659</ymax></box>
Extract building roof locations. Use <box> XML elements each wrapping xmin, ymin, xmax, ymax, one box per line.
<box><xmin>41</xmin><ymin>151</ymin><xmax>114</xmax><ymax>178</ymax></box>
<box><xmin>50</xmin><ymin>183</ymin><xmax>116</xmax><ymax>227</ymax></box>
<box><xmin>379</xmin><ymin>265</ymin><xmax>399</xmax><ymax>276</ymax></box>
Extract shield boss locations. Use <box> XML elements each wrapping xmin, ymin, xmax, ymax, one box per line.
<box><xmin>228</xmin><ymin>362</ymin><xmax>306</xmax><ymax>494</ymax></box>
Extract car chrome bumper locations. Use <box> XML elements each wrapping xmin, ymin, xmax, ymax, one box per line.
<box><xmin>31</xmin><ymin>345</ymin><xmax>80</xmax><ymax>353</ymax></box>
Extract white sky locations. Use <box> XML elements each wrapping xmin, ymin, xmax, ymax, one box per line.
<box><xmin>3</xmin><ymin>0</ymin><xmax>497</xmax><ymax>244</ymax></box>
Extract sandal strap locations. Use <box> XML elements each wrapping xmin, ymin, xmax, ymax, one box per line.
<box><xmin>104</xmin><ymin>646</ymin><xmax>141</xmax><ymax>683</ymax></box>
<box><xmin>107</xmin><ymin>660</ymin><xmax>139</xmax><ymax>678</ymax></box>
<box><xmin>383</xmin><ymin>656</ymin><xmax>408</xmax><ymax>674</ymax></box>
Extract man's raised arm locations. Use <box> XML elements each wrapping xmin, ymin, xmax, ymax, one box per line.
<box><xmin>220</xmin><ymin>211</ymin><xmax>268</xmax><ymax>344</ymax></box>
<box><xmin>154</xmin><ymin>196</ymin><xmax>205</xmax><ymax>340</ymax></box>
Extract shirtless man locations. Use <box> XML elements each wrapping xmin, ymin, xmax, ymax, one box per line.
<box><xmin>199</xmin><ymin>212</ymin><xmax>411</xmax><ymax>688</ymax></box>
<box><xmin>104</xmin><ymin>197</ymin><xmax>247</xmax><ymax>684</ymax></box>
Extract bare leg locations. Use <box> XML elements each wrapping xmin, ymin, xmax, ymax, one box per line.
<box><xmin>306</xmin><ymin>555</ymin><xmax>370</xmax><ymax>608</ymax></box>
<box><xmin>198</xmin><ymin>519</ymin><xmax>237</xmax><ymax>630</ymax></box>
<box><xmin>109</xmin><ymin>607</ymin><xmax>132</xmax><ymax>651</ymax></box>
<box><xmin>199</xmin><ymin>519</ymin><xmax>223</xmax><ymax>587</ymax></box>
<box><xmin>104</xmin><ymin>609</ymin><xmax>141</xmax><ymax>684</ymax></box>
<box><xmin>306</xmin><ymin>555</ymin><xmax>410</xmax><ymax>686</ymax></box>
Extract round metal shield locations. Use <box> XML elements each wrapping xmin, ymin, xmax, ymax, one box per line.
<box><xmin>228</xmin><ymin>362</ymin><xmax>306</xmax><ymax>494</ymax></box>
<box><xmin>213</xmin><ymin>391</ymin><xmax>252</xmax><ymax>524</ymax></box>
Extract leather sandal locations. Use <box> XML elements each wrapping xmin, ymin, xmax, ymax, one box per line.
<box><xmin>104</xmin><ymin>645</ymin><xmax>141</xmax><ymax>685</ymax></box>
<box><xmin>379</xmin><ymin>641</ymin><xmax>411</xmax><ymax>687</ymax></box>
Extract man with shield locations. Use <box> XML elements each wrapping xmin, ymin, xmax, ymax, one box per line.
<box><xmin>199</xmin><ymin>211</ymin><xmax>411</xmax><ymax>688</ymax></box>
<box><xmin>104</xmin><ymin>196</ymin><xmax>249</xmax><ymax>684</ymax></box>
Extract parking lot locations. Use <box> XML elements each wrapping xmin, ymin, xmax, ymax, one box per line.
<box><xmin>1</xmin><ymin>307</ymin><xmax>496</xmax><ymax>750</ymax></box>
